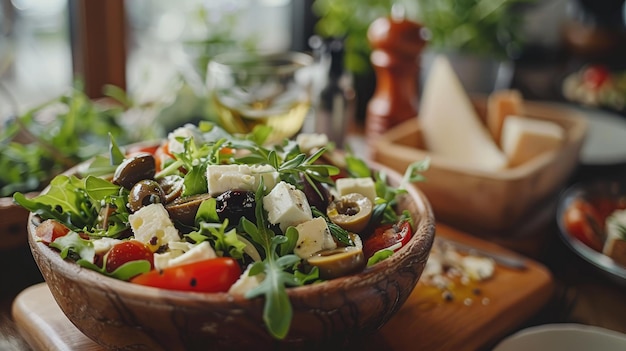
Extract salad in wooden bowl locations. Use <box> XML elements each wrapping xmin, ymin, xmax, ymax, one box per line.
<box><xmin>16</xmin><ymin>123</ymin><xmax>435</xmax><ymax>350</ymax></box>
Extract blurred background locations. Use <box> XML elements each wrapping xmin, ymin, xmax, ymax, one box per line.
<box><xmin>1</xmin><ymin>0</ymin><xmax>625</xmax><ymax>129</ymax></box>
<box><xmin>2</xmin><ymin>2</ymin><xmax>626</xmax><ymax>349</ymax></box>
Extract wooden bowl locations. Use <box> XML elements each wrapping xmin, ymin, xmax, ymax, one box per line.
<box><xmin>27</xmin><ymin>162</ymin><xmax>435</xmax><ymax>351</ymax></box>
<box><xmin>372</xmin><ymin>100</ymin><xmax>587</xmax><ymax>236</ymax></box>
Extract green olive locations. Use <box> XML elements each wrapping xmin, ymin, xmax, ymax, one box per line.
<box><xmin>113</xmin><ymin>153</ymin><xmax>156</xmax><ymax>189</ymax></box>
<box><xmin>307</xmin><ymin>246</ymin><xmax>366</xmax><ymax>280</ymax></box>
<box><xmin>326</xmin><ymin>193</ymin><xmax>373</xmax><ymax>232</ymax></box>
<box><xmin>128</xmin><ymin>180</ymin><xmax>165</xmax><ymax>212</ymax></box>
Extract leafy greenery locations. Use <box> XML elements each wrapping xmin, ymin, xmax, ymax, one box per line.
<box><xmin>312</xmin><ymin>0</ymin><xmax>526</xmax><ymax>75</ymax></box>
<box><xmin>415</xmin><ymin>0</ymin><xmax>527</xmax><ymax>59</ymax></box>
<box><xmin>0</xmin><ymin>86</ymin><xmax>131</xmax><ymax>196</ymax></box>
<box><xmin>312</xmin><ymin>0</ymin><xmax>395</xmax><ymax>74</ymax></box>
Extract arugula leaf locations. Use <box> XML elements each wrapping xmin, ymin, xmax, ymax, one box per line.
<box><xmin>245</xmin><ymin>235</ymin><xmax>301</xmax><ymax>339</ymax></box>
<box><xmin>240</xmin><ymin>183</ymin><xmax>302</xmax><ymax>339</ymax></box>
<box><xmin>188</xmin><ymin>220</ymin><xmax>247</xmax><ymax>259</ymax></box>
<box><xmin>367</xmin><ymin>249</ymin><xmax>394</xmax><ymax>266</ymax></box>
<box><xmin>14</xmin><ymin>175</ymin><xmax>96</xmax><ymax>230</ymax></box>
<box><xmin>370</xmin><ymin>159</ymin><xmax>430</xmax><ymax>225</ymax></box>
<box><xmin>77</xmin><ymin>258</ymin><xmax>151</xmax><ymax>281</ymax></box>
<box><xmin>14</xmin><ymin>174</ymin><xmax>129</xmax><ymax>237</ymax></box>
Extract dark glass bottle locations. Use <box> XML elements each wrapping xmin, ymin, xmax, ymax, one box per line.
<box><xmin>314</xmin><ymin>38</ymin><xmax>355</xmax><ymax>148</ymax></box>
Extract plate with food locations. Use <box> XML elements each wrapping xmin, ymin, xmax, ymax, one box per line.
<box><xmin>557</xmin><ymin>178</ymin><xmax>626</xmax><ymax>285</ymax></box>
<box><xmin>14</xmin><ymin>122</ymin><xmax>435</xmax><ymax>350</ymax></box>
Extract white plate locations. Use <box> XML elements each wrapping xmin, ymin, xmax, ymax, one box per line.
<box><xmin>574</xmin><ymin>105</ymin><xmax>626</xmax><ymax>166</ymax></box>
<box><xmin>493</xmin><ymin>324</ymin><xmax>626</xmax><ymax>351</ymax></box>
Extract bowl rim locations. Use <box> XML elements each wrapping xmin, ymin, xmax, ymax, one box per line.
<box><xmin>556</xmin><ymin>178</ymin><xmax>626</xmax><ymax>284</ymax></box>
<box><xmin>493</xmin><ymin>323</ymin><xmax>626</xmax><ymax>350</ymax></box>
<box><xmin>27</xmin><ymin>159</ymin><xmax>436</xmax><ymax>304</ymax></box>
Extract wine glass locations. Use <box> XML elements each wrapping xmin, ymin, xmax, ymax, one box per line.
<box><xmin>207</xmin><ymin>51</ymin><xmax>314</xmax><ymax>144</ymax></box>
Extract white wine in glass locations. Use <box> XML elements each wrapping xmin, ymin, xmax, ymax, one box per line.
<box><xmin>208</xmin><ymin>52</ymin><xmax>314</xmax><ymax>144</ymax></box>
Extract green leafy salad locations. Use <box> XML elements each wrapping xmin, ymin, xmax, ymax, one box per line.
<box><xmin>14</xmin><ymin>122</ymin><xmax>428</xmax><ymax>339</ymax></box>
<box><xmin>0</xmin><ymin>86</ymin><xmax>132</xmax><ymax>197</ymax></box>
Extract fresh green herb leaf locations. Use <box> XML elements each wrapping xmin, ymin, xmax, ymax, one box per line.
<box><xmin>367</xmin><ymin>249</ymin><xmax>394</xmax><ymax>266</ymax></box>
<box><xmin>188</xmin><ymin>220</ymin><xmax>247</xmax><ymax>259</ymax></box>
<box><xmin>311</xmin><ymin>207</ymin><xmax>353</xmax><ymax>246</ymax></box>
<box><xmin>50</xmin><ymin>231</ymin><xmax>95</xmax><ymax>263</ymax></box>
<box><xmin>240</xmin><ymin>182</ymin><xmax>302</xmax><ymax>339</ymax></box>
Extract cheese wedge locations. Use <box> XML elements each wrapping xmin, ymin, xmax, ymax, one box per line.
<box><xmin>419</xmin><ymin>55</ymin><xmax>508</xmax><ymax>171</ymax></box>
<box><xmin>486</xmin><ymin>89</ymin><xmax>524</xmax><ymax>145</ymax></box>
<box><xmin>500</xmin><ymin>115</ymin><xmax>564</xmax><ymax>167</ymax></box>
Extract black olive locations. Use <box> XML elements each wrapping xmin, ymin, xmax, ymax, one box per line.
<box><xmin>113</xmin><ymin>153</ymin><xmax>156</xmax><ymax>189</ymax></box>
<box><xmin>128</xmin><ymin>180</ymin><xmax>165</xmax><ymax>212</ymax></box>
<box><xmin>300</xmin><ymin>174</ymin><xmax>331</xmax><ymax>212</ymax></box>
<box><xmin>215</xmin><ymin>190</ymin><xmax>256</xmax><ymax>224</ymax></box>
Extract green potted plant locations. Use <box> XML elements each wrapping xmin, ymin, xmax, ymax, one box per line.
<box><xmin>312</xmin><ymin>0</ymin><xmax>526</xmax><ymax>97</ymax></box>
<box><xmin>415</xmin><ymin>0</ymin><xmax>527</xmax><ymax>93</ymax></box>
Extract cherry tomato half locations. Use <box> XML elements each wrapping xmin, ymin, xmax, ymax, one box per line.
<box><xmin>563</xmin><ymin>199</ymin><xmax>604</xmax><ymax>252</ymax></box>
<box><xmin>582</xmin><ymin>65</ymin><xmax>610</xmax><ymax>90</ymax></box>
<box><xmin>130</xmin><ymin>257</ymin><xmax>241</xmax><ymax>293</ymax></box>
<box><xmin>105</xmin><ymin>240</ymin><xmax>154</xmax><ymax>273</ymax></box>
<box><xmin>363</xmin><ymin>220</ymin><xmax>412</xmax><ymax>259</ymax></box>
<box><xmin>35</xmin><ymin>219</ymin><xmax>71</xmax><ymax>245</ymax></box>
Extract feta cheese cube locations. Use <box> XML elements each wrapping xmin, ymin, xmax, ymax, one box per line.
<box><xmin>336</xmin><ymin>177</ymin><xmax>377</xmax><ymax>203</ymax></box>
<box><xmin>293</xmin><ymin>217</ymin><xmax>337</xmax><ymax>258</ymax></box>
<box><xmin>604</xmin><ymin>209</ymin><xmax>626</xmax><ymax>266</ymax></box>
<box><xmin>167</xmin><ymin>124</ymin><xmax>202</xmax><ymax>154</ymax></box>
<box><xmin>154</xmin><ymin>241</ymin><xmax>216</xmax><ymax>270</ymax></box>
<box><xmin>206</xmin><ymin>164</ymin><xmax>279</xmax><ymax>196</ymax></box>
<box><xmin>263</xmin><ymin>181</ymin><xmax>312</xmax><ymax>232</ymax></box>
<box><xmin>128</xmin><ymin>203</ymin><xmax>181</xmax><ymax>252</ymax></box>
<box><xmin>296</xmin><ymin>133</ymin><xmax>329</xmax><ymax>154</ymax></box>
<box><xmin>92</xmin><ymin>238</ymin><xmax>122</xmax><ymax>255</ymax></box>
<box><xmin>228</xmin><ymin>264</ymin><xmax>265</xmax><ymax>295</ymax></box>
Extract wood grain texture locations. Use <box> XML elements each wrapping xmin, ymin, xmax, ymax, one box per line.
<box><xmin>12</xmin><ymin>223</ymin><xmax>553</xmax><ymax>351</ymax></box>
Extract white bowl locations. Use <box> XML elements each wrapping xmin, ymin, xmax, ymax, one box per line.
<box><xmin>493</xmin><ymin>324</ymin><xmax>626</xmax><ymax>351</ymax></box>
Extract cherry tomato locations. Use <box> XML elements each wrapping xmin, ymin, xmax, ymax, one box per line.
<box><xmin>105</xmin><ymin>240</ymin><xmax>154</xmax><ymax>273</ymax></box>
<box><xmin>583</xmin><ymin>65</ymin><xmax>610</xmax><ymax>90</ymax></box>
<box><xmin>563</xmin><ymin>199</ymin><xmax>604</xmax><ymax>252</ymax></box>
<box><xmin>363</xmin><ymin>220</ymin><xmax>412</xmax><ymax>259</ymax></box>
<box><xmin>154</xmin><ymin>142</ymin><xmax>174</xmax><ymax>172</ymax></box>
<box><xmin>126</xmin><ymin>144</ymin><xmax>159</xmax><ymax>156</ymax></box>
<box><xmin>130</xmin><ymin>257</ymin><xmax>241</xmax><ymax>293</ymax></box>
<box><xmin>35</xmin><ymin>220</ymin><xmax>71</xmax><ymax>245</ymax></box>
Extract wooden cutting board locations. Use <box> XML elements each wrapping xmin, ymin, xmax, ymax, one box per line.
<box><xmin>12</xmin><ymin>223</ymin><xmax>554</xmax><ymax>351</ymax></box>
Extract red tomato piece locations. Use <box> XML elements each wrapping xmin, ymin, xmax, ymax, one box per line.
<box><xmin>35</xmin><ymin>220</ymin><xmax>71</xmax><ymax>245</ymax></box>
<box><xmin>363</xmin><ymin>220</ymin><xmax>412</xmax><ymax>259</ymax></box>
<box><xmin>154</xmin><ymin>142</ymin><xmax>174</xmax><ymax>172</ymax></box>
<box><xmin>563</xmin><ymin>199</ymin><xmax>604</xmax><ymax>252</ymax></box>
<box><xmin>105</xmin><ymin>240</ymin><xmax>154</xmax><ymax>273</ymax></box>
<box><xmin>126</xmin><ymin>144</ymin><xmax>159</xmax><ymax>156</ymax></box>
<box><xmin>130</xmin><ymin>257</ymin><xmax>241</xmax><ymax>293</ymax></box>
<box><xmin>583</xmin><ymin>65</ymin><xmax>610</xmax><ymax>89</ymax></box>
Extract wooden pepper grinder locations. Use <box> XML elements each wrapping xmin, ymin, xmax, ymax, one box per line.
<box><xmin>365</xmin><ymin>15</ymin><xmax>425</xmax><ymax>141</ymax></box>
